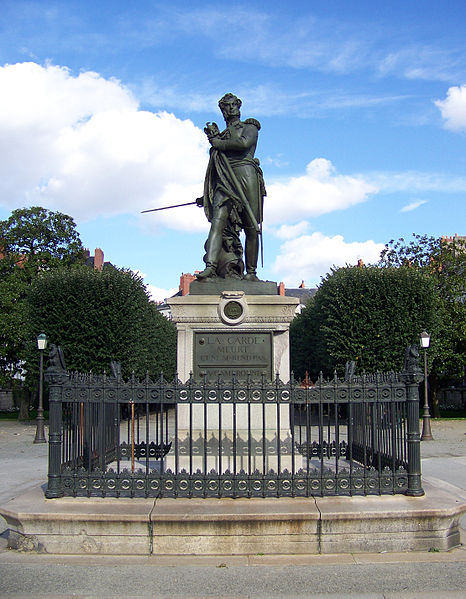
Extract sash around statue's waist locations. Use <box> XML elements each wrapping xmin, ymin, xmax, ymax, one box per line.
<box><xmin>227</xmin><ymin>157</ymin><xmax>260</xmax><ymax>171</ymax></box>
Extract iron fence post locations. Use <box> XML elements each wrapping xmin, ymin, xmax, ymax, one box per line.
<box><xmin>45</xmin><ymin>380</ymin><xmax>64</xmax><ymax>498</ymax></box>
<box><xmin>401</xmin><ymin>347</ymin><xmax>424</xmax><ymax>497</ymax></box>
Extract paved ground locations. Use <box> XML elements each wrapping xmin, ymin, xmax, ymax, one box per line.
<box><xmin>0</xmin><ymin>418</ymin><xmax>465</xmax><ymax>598</ymax></box>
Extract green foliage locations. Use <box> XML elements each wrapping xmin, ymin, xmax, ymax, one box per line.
<box><xmin>380</xmin><ymin>234</ymin><xmax>466</xmax><ymax>382</ymax></box>
<box><xmin>0</xmin><ymin>207</ymin><xmax>84</xmax><ymax>385</ymax></box>
<box><xmin>290</xmin><ymin>265</ymin><xmax>439</xmax><ymax>379</ymax></box>
<box><xmin>25</xmin><ymin>267</ymin><xmax>176</xmax><ymax>384</ymax></box>
<box><xmin>0</xmin><ymin>261</ymin><xmax>29</xmax><ymax>384</ymax></box>
<box><xmin>379</xmin><ymin>233</ymin><xmax>440</xmax><ymax>269</ymax></box>
<box><xmin>0</xmin><ymin>206</ymin><xmax>83</xmax><ymax>271</ymax></box>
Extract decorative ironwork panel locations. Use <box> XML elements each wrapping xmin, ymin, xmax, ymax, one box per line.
<box><xmin>46</xmin><ymin>362</ymin><xmax>421</xmax><ymax>500</ymax></box>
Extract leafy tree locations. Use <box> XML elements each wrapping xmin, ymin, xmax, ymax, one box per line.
<box><xmin>0</xmin><ymin>206</ymin><xmax>83</xmax><ymax>392</ymax></box>
<box><xmin>0</xmin><ymin>207</ymin><xmax>84</xmax><ymax>389</ymax></box>
<box><xmin>290</xmin><ymin>265</ymin><xmax>439</xmax><ymax>380</ymax></box>
<box><xmin>0</xmin><ymin>258</ymin><xmax>29</xmax><ymax>385</ymax></box>
<box><xmin>25</xmin><ymin>266</ymin><xmax>176</xmax><ymax>386</ymax></box>
<box><xmin>0</xmin><ymin>206</ymin><xmax>83</xmax><ymax>272</ymax></box>
<box><xmin>379</xmin><ymin>234</ymin><xmax>466</xmax><ymax>414</ymax></box>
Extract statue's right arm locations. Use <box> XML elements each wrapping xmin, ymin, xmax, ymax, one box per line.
<box><xmin>204</xmin><ymin>122</ymin><xmax>220</xmax><ymax>140</ymax></box>
<box><xmin>211</xmin><ymin>123</ymin><xmax>257</xmax><ymax>152</ymax></box>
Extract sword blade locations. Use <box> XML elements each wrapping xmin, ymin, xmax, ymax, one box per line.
<box><xmin>141</xmin><ymin>201</ymin><xmax>197</xmax><ymax>214</ymax></box>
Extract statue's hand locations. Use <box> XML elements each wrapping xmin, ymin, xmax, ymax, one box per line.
<box><xmin>195</xmin><ymin>196</ymin><xmax>204</xmax><ymax>207</ymax></box>
<box><xmin>204</xmin><ymin>122</ymin><xmax>220</xmax><ymax>140</ymax></box>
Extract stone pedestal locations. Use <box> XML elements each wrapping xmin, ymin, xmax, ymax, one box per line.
<box><xmin>167</xmin><ymin>290</ymin><xmax>299</xmax><ymax>473</ymax></box>
<box><xmin>168</xmin><ymin>291</ymin><xmax>299</xmax><ymax>383</ymax></box>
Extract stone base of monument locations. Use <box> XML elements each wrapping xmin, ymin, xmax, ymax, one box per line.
<box><xmin>168</xmin><ymin>290</ymin><xmax>299</xmax><ymax>383</ymax></box>
<box><xmin>168</xmin><ymin>291</ymin><xmax>300</xmax><ymax>468</ymax></box>
<box><xmin>173</xmin><ymin>403</ymin><xmax>295</xmax><ymax>474</ymax></box>
<box><xmin>1</xmin><ymin>479</ymin><xmax>464</xmax><ymax>555</ymax></box>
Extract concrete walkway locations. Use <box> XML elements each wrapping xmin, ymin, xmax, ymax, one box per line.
<box><xmin>0</xmin><ymin>418</ymin><xmax>465</xmax><ymax>598</ymax></box>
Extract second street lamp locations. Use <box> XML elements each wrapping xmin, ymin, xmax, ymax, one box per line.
<box><xmin>420</xmin><ymin>330</ymin><xmax>433</xmax><ymax>441</ymax></box>
<box><xmin>34</xmin><ymin>332</ymin><xmax>48</xmax><ymax>444</ymax></box>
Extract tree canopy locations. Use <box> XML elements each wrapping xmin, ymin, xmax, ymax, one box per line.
<box><xmin>25</xmin><ymin>266</ymin><xmax>176</xmax><ymax>384</ymax></box>
<box><xmin>379</xmin><ymin>233</ymin><xmax>465</xmax><ymax>389</ymax></box>
<box><xmin>290</xmin><ymin>264</ymin><xmax>439</xmax><ymax>380</ymax></box>
<box><xmin>0</xmin><ymin>207</ymin><xmax>84</xmax><ymax>385</ymax></box>
<box><xmin>1</xmin><ymin>206</ymin><xmax>177</xmax><ymax>393</ymax></box>
<box><xmin>0</xmin><ymin>206</ymin><xmax>83</xmax><ymax>270</ymax></box>
<box><xmin>0</xmin><ymin>262</ymin><xmax>29</xmax><ymax>385</ymax></box>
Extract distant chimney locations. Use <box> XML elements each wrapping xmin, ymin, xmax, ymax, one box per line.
<box><xmin>278</xmin><ymin>281</ymin><xmax>285</xmax><ymax>296</ymax></box>
<box><xmin>16</xmin><ymin>255</ymin><xmax>26</xmax><ymax>269</ymax></box>
<box><xmin>179</xmin><ymin>272</ymin><xmax>196</xmax><ymax>296</ymax></box>
<box><xmin>94</xmin><ymin>248</ymin><xmax>104</xmax><ymax>271</ymax></box>
<box><xmin>0</xmin><ymin>245</ymin><xmax>26</xmax><ymax>267</ymax></box>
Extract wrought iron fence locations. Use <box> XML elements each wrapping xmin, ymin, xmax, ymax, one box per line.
<box><xmin>45</xmin><ymin>356</ymin><xmax>424</xmax><ymax>499</ymax></box>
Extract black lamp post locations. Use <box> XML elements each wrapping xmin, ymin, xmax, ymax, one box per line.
<box><xmin>420</xmin><ymin>330</ymin><xmax>433</xmax><ymax>441</ymax></box>
<box><xmin>34</xmin><ymin>332</ymin><xmax>48</xmax><ymax>444</ymax></box>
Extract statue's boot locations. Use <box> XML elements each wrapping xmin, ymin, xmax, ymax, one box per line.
<box><xmin>196</xmin><ymin>262</ymin><xmax>217</xmax><ymax>279</ymax></box>
<box><xmin>243</xmin><ymin>227</ymin><xmax>260</xmax><ymax>281</ymax></box>
<box><xmin>196</xmin><ymin>218</ymin><xmax>224</xmax><ymax>279</ymax></box>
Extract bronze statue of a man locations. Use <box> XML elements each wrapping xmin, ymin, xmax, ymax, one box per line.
<box><xmin>196</xmin><ymin>93</ymin><xmax>266</xmax><ymax>281</ymax></box>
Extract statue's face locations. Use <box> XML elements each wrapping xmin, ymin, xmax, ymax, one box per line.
<box><xmin>220</xmin><ymin>97</ymin><xmax>240</xmax><ymax>121</ymax></box>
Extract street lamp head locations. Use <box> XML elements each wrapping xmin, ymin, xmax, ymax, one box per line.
<box><xmin>37</xmin><ymin>332</ymin><xmax>48</xmax><ymax>351</ymax></box>
<box><xmin>420</xmin><ymin>330</ymin><xmax>430</xmax><ymax>349</ymax></box>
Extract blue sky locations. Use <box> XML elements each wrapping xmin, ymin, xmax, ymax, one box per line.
<box><xmin>0</xmin><ymin>1</ymin><xmax>465</xmax><ymax>299</ymax></box>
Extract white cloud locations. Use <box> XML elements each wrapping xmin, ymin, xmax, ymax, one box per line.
<box><xmin>366</xmin><ymin>169</ymin><xmax>466</xmax><ymax>193</ymax></box>
<box><xmin>173</xmin><ymin>9</ymin><xmax>465</xmax><ymax>83</ymax></box>
<box><xmin>435</xmin><ymin>85</ymin><xmax>466</xmax><ymax>132</ymax></box>
<box><xmin>400</xmin><ymin>199</ymin><xmax>427</xmax><ymax>213</ymax></box>
<box><xmin>273</xmin><ymin>222</ymin><xmax>310</xmax><ymax>240</ymax></box>
<box><xmin>140</xmin><ymin>79</ymin><xmax>409</xmax><ymax>119</ymax></box>
<box><xmin>266</xmin><ymin>159</ymin><xmax>378</xmax><ymax>225</ymax></box>
<box><xmin>378</xmin><ymin>47</ymin><xmax>463</xmax><ymax>82</ymax></box>
<box><xmin>0</xmin><ymin>62</ymin><xmax>209</xmax><ymax>230</ymax></box>
<box><xmin>132</xmin><ymin>269</ymin><xmax>177</xmax><ymax>303</ymax></box>
<box><xmin>145</xmin><ymin>183</ymin><xmax>207</xmax><ymax>232</ymax></box>
<box><xmin>0</xmin><ymin>63</ymin><xmax>381</xmax><ymax>235</ymax></box>
<box><xmin>137</xmin><ymin>79</ymin><xmax>218</xmax><ymax>113</ymax></box>
<box><xmin>146</xmin><ymin>284</ymin><xmax>178</xmax><ymax>303</ymax></box>
<box><xmin>272</xmin><ymin>232</ymin><xmax>384</xmax><ymax>287</ymax></box>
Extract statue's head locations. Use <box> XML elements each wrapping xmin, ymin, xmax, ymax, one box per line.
<box><xmin>218</xmin><ymin>93</ymin><xmax>242</xmax><ymax>120</ymax></box>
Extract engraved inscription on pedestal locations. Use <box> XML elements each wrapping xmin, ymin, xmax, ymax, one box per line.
<box><xmin>194</xmin><ymin>331</ymin><xmax>272</xmax><ymax>381</ymax></box>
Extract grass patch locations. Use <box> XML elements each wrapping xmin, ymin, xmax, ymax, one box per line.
<box><xmin>0</xmin><ymin>410</ymin><xmax>49</xmax><ymax>421</ymax></box>
<box><xmin>0</xmin><ymin>410</ymin><xmax>20</xmax><ymax>420</ymax></box>
<box><xmin>438</xmin><ymin>409</ymin><xmax>466</xmax><ymax>419</ymax></box>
